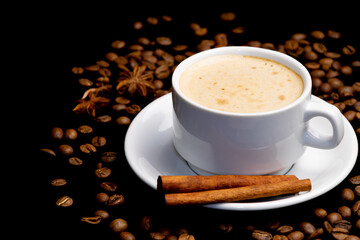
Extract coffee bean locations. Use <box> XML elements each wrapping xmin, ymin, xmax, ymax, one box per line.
<box><xmin>327</xmin><ymin>30</ymin><xmax>342</xmax><ymax>39</ymax></box>
<box><xmin>68</xmin><ymin>157</ymin><xmax>83</xmax><ymax>166</ymax></box>
<box><xmin>140</xmin><ymin>216</ymin><xmax>153</xmax><ymax>231</ymax></box>
<box><xmin>116</xmin><ymin>116</ymin><xmax>131</xmax><ymax>125</ymax></box>
<box><xmin>149</xmin><ymin>232</ymin><xmax>165</xmax><ymax>240</ymax></box>
<box><xmin>276</xmin><ymin>225</ymin><xmax>293</xmax><ymax>234</ymax></box>
<box><xmin>355</xmin><ymin>185</ymin><xmax>360</xmax><ymax>196</ymax></box>
<box><xmin>252</xmin><ymin>230</ymin><xmax>272</xmax><ymax>240</ymax></box>
<box><xmin>338</xmin><ymin>206</ymin><xmax>352</xmax><ymax>218</ymax></box>
<box><xmin>51</xmin><ymin>127</ymin><xmax>63</xmax><ymax>140</ymax></box>
<box><xmin>40</xmin><ymin>148</ymin><xmax>56</xmax><ymax>157</ymax></box>
<box><xmin>342</xmin><ymin>45</ymin><xmax>356</xmax><ymax>55</ymax></box>
<box><xmin>91</xmin><ymin>136</ymin><xmax>106</xmax><ymax>147</ymax></box>
<box><xmin>96</xmin><ymin>192</ymin><xmax>109</xmax><ymax>204</ymax></box>
<box><xmin>94</xmin><ymin>210</ymin><xmax>109</xmax><ymax>220</ymax></box>
<box><xmin>287</xmin><ymin>231</ymin><xmax>304</xmax><ymax>240</ymax></box>
<box><xmin>352</xmin><ymin>200</ymin><xmax>360</xmax><ymax>216</ymax></box>
<box><xmin>64</xmin><ymin>128</ymin><xmax>78</xmax><ymax>140</ymax></box>
<box><xmin>311</xmin><ymin>30</ymin><xmax>325</xmax><ymax>39</ymax></box>
<box><xmin>100</xmin><ymin>182</ymin><xmax>118</xmax><ymax>192</ymax></box>
<box><xmin>107</xmin><ymin>194</ymin><xmax>125</xmax><ymax>206</ymax></box>
<box><xmin>332</xmin><ymin>227</ymin><xmax>349</xmax><ymax>240</ymax></box>
<box><xmin>71</xmin><ymin>66</ymin><xmax>84</xmax><ymax>74</ymax></box>
<box><xmin>345</xmin><ymin>236</ymin><xmax>360</xmax><ymax>240</ymax></box>
<box><xmin>220</xmin><ymin>12</ymin><xmax>236</xmax><ymax>21</ymax></box>
<box><xmin>109</xmin><ymin>218</ymin><xmax>128</xmax><ymax>233</ymax></box>
<box><xmin>78</xmin><ymin>125</ymin><xmax>93</xmax><ymax>134</ymax></box>
<box><xmin>95</xmin><ymin>167</ymin><xmax>111</xmax><ymax>178</ymax></box>
<box><xmin>56</xmin><ymin>196</ymin><xmax>73</xmax><ymax>207</ymax></box>
<box><xmin>313</xmin><ymin>42</ymin><xmax>327</xmax><ymax>53</ymax></box>
<box><xmin>327</xmin><ymin>212</ymin><xmax>342</xmax><ymax>225</ymax></box>
<box><xmin>94</xmin><ymin>115</ymin><xmax>112</xmax><ymax>123</ymax></box>
<box><xmin>314</xmin><ymin>207</ymin><xmax>327</xmax><ymax>218</ymax></box>
<box><xmin>333</xmin><ymin>220</ymin><xmax>352</xmax><ymax>231</ymax></box>
<box><xmin>58</xmin><ymin>144</ymin><xmax>74</xmax><ymax>156</ymax></box>
<box><xmin>81</xmin><ymin>216</ymin><xmax>102</xmax><ymax>224</ymax></box>
<box><xmin>51</xmin><ymin>178</ymin><xmax>67</xmax><ymax>187</ymax></box>
<box><xmin>328</xmin><ymin>78</ymin><xmax>344</xmax><ymax>90</ymax></box>
<box><xmin>119</xmin><ymin>231</ymin><xmax>136</xmax><ymax>240</ymax></box>
<box><xmin>338</xmin><ymin>86</ymin><xmax>354</xmax><ymax>98</ymax></box>
<box><xmin>178</xmin><ymin>233</ymin><xmax>195</xmax><ymax>240</ymax></box>
<box><xmin>80</xmin><ymin>143</ymin><xmax>97</xmax><ymax>154</ymax></box>
<box><xmin>299</xmin><ymin>222</ymin><xmax>316</xmax><ymax>235</ymax></box>
<box><xmin>78</xmin><ymin>78</ymin><xmax>94</xmax><ymax>87</ymax></box>
<box><xmin>156</xmin><ymin>36</ymin><xmax>172</xmax><ymax>46</ymax></box>
<box><xmin>101</xmin><ymin>152</ymin><xmax>118</xmax><ymax>163</ymax></box>
<box><xmin>341</xmin><ymin>65</ymin><xmax>353</xmax><ymax>75</ymax></box>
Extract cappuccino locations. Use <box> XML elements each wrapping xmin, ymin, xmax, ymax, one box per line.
<box><xmin>179</xmin><ymin>54</ymin><xmax>304</xmax><ymax>113</ymax></box>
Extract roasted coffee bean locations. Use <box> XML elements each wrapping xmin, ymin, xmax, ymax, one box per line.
<box><xmin>287</xmin><ymin>231</ymin><xmax>304</xmax><ymax>240</ymax></box>
<box><xmin>51</xmin><ymin>178</ymin><xmax>67</xmax><ymax>187</ymax></box>
<box><xmin>116</xmin><ymin>116</ymin><xmax>131</xmax><ymax>125</ymax></box>
<box><xmin>78</xmin><ymin>125</ymin><xmax>93</xmax><ymax>134</ymax></box>
<box><xmin>353</xmin><ymin>200</ymin><xmax>360</xmax><ymax>216</ymax></box>
<box><xmin>324</xmin><ymin>51</ymin><xmax>341</xmax><ymax>59</ymax></box>
<box><xmin>119</xmin><ymin>231</ymin><xmax>136</xmax><ymax>240</ymax></box>
<box><xmin>100</xmin><ymin>182</ymin><xmax>118</xmax><ymax>192</ymax></box>
<box><xmin>307</xmin><ymin>228</ymin><xmax>324</xmax><ymax>239</ymax></box>
<box><xmin>327</xmin><ymin>212</ymin><xmax>342</xmax><ymax>224</ymax></box>
<box><xmin>140</xmin><ymin>216</ymin><xmax>153</xmax><ymax>231</ymax></box>
<box><xmin>68</xmin><ymin>157</ymin><xmax>83</xmax><ymax>166</ymax></box>
<box><xmin>341</xmin><ymin>65</ymin><xmax>353</xmax><ymax>75</ymax></box>
<box><xmin>323</xmin><ymin>220</ymin><xmax>333</xmax><ymax>234</ymax></box>
<box><xmin>51</xmin><ymin>127</ymin><xmax>63</xmax><ymax>140</ymax></box>
<box><xmin>332</xmin><ymin>227</ymin><xmax>349</xmax><ymax>240</ymax></box>
<box><xmin>220</xmin><ymin>12</ymin><xmax>236</xmax><ymax>21</ymax></box>
<box><xmin>101</xmin><ymin>152</ymin><xmax>118</xmax><ymax>163</ymax></box>
<box><xmin>327</xmin><ymin>30</ymin><xmax>342</xmax><ymax>39</ymax></box>
<box><xmin>314</xmin><ymin>207</ymin><xmax>327</xmax><ymax>218</ymax></box>
<box><xmin>40</xmin><ymin>148</ymin><xmax>56</xmax><ymax>157</ymax></box>
<box><xmin>64</xmin><ymin>128</ymin><xmax>78</xmax><ymax>140</ymax></box>
<box><xmin>56</xmin><ymin>196</ymin><xmax>73</xmax><ymax>207</ymax></box>
<box><xmin>94</xmin><ymin>210</ymin><xmax>109</xmax><ymax>220</ymax></box>
<box><xmin>95</xmin><ymin>167</ymin><xmax>111</xmax><ymax>178</ymax></box>
<box><xmin>71</xmin><ymin>66</ymin><xmax>84</xmax><ymax>74</ymax></box>
<box><xmin>313</xmin><ymin>42</ymin><xmax>327</xmax><ymax>53</ymax></box>
<box><xmin>107</xmin><ymin>194</ymin><xmax>125</xmax><ymax>206</ymax></box>
<box><xmin>91</xmin><ymin>136</ymin><xmax>106</xmax><ymax>147</ymax></box>
<box><xmin>252</xmin><ymin>230</ymin><xmax>272</xmax><ymax>240</ymax></box>
<box><xmin>311</xmin><ymin>30</ymin><xmax>325</xmax><ymax>39</ymax></box>
<box><xmin>276</xmin><ymin>225</ymin><xmax>293</xmax><ymax>234</ymax></box>
<box><xmin>96</xmin><ymin>192</ymin><xmax>109</xmax><ymax>204</ymax></box>
<box><xmin>95</xmin><ymin>115</ymin><xmax>112</xmax><ymax>123</ymax></box>
<box><xmin>333</xmin><ymin>220</ymin><xmax>352</xmax><ymax>231</ymax></box>
<box><xmin>58</xmin><ymin>144</ymin><xmax>74</xmax><ymax>156</ymax></box>
<box><xmin>345</xmin><ymin>235</ymin><xmax>360</xmax><ymax>240</ymax></box>
<box><xmin>328</xmin><ymin>78</ymin><xmax>344</xmax><ymax>90</ymax></box>
<box><xmin>178</xmin><ymin>233</ymin><xmax>195</xmax><ymax>240</ymax></box>
<box><xmin>320</xmin><ymin>83</ymin><xmax>332</xmax><ymax>94</ymax></box>
<box><xmin>338</xmin><ymin>86</ymin><xmax>354</xmax><ymax>98</ymax></box>
<box><xmin>109</xmin><ymin>218</ymin><xmax>128</xmax><ymax>233</ymax></box>
<box><xmin>356</xmin><ymin>219</ymin><xmax>360</xmax><ymax>229</ymax></box>
<box><xmin>342</xmin><ymin>45</ymin><xmax>356</xmax><ymax>55</ymax></box>
<box><xmin>80</xmin><ymin>143</ymin><xmax>97</xmax><ymax>154</ymax></box>
<box><xmin>355</xmin><ymin>186</ymin><xmax>360</xmax><ymax>196</ymax></box>
<box><xmin>341</xmin><ymin>188</ymin><xmax>355</xmax><ymax>201</ymax></box>
<box><xmin>344</xmin><ymin>111</ymin><xmax>356</xmax><ymax>122</ymax></box>
<box><xmin>156</xmin><ymin>36</ymin><xmax>172</xmax><ymax>46</ymax></box>
<box><xmin>149</xmin><ymin>232</ymin><xmax>165</xmax><ymax>240</ymax></box>
<box><xmin>78</xmin><ymin>78</ymin><xmax>94</xmax><ymax>87</ymax></box>
<box><xmin>338</xmin><ymin>206</ymin><xmax>352</xmax><ymax>218</ymax></box>
<box><xmin>299</xmin><ymin>222</ymin><xmax>316</xmax><ymax>235</ymax></box>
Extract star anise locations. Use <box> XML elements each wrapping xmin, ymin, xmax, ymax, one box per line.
<box><xmin>73</xmin><ymin>87</ymin><xmax>110</xmax><ymax>117</ymax></box>
<box><xmin>116</xmin><ymin>65</ymin><xmax>155</xmax><ymax>97</ymax></box>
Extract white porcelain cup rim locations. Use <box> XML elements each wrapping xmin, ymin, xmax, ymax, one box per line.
<box><xmin>172</xmin><ymin>46</ymin><xmax>312</xmax><ymax>117</ymax></box>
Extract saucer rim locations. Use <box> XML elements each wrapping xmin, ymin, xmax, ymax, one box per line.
<box><xmin>124</xmin><ymin>93</ymin><xmax>358</xmax><ymax>211</ymax></box>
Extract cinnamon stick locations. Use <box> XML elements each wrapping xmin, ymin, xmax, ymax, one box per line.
<box><xmin>158</xmin><ymin>175</ymin><xmax>299</xmax><ymax>193</ymax></box>
<box><xmin>164</xmin><ymin>178</ymin><xmax>311</xmax><ymax>206</ymax></box>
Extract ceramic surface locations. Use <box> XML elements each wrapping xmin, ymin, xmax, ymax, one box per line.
<box><xmin>124</xmin><ymin>94</ymin><xmax>358</xmax><ymax>211</ymax></box>
<box><xmin>171</xmin><ymin>47</ymin><xmax>344</xmax><ymax>175</ymax></box>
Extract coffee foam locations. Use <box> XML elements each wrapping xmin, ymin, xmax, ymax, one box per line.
<box><xmin>179</xmin><ymin>54</ymin><xmax>304</xmax><ymax>113</ymax></box>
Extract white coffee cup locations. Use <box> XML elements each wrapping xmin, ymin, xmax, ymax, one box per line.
<box><xmin>171</xmin><ymin>46</ymin><xmax>344</xmax><ymax>175</ymax></box>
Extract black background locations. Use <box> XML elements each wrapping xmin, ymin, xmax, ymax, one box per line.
<box><xmin>26</xmin><ymin>2</ymin><xmax>360</xmax><ymax>239</ymax></box>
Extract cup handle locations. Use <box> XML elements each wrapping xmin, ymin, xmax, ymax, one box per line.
<box><xmin>303</xmin><ymin>100</ymin><xmax>344</xmax><ymax>149</ymax></box>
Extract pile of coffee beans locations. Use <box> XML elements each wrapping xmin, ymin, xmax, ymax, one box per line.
<box><xmin>40</xmin><ymin>12</ymin><xmax>360</xmax><ymax>240</ymax></box>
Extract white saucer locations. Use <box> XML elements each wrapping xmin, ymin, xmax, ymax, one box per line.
<box><xmin>124</xmin><ymin>93</ymin><xmax>358</xmax><ymax>211</ymax></box>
